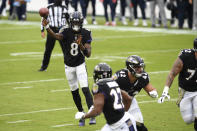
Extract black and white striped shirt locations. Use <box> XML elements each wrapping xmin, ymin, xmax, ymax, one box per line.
<box><xmin>41</xmin><ymin>3</ymin><xmax>69</xmax><ymax>32</ymax></box>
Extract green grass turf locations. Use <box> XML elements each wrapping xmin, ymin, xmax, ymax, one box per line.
<box><xmin>0</xmin><ymin>12</ymin><xmax>196</xmax><ymax>131</ymax></box>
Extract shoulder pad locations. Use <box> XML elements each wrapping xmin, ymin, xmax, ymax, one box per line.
<box><xmin>96</xmin><ymin>78</ymin><xmax>113</xmax><ymax>85</ymax></box>
<box><xmin>179</xmin><ymin>49</ymin><xmax>193</xmax><ymax>56</ymax></box>
<box><xmin>115</xmin><ymin>69</ymin><xmax>127</xmax><ymax>78</ymax></box>
<box><xmin>141</xmin><ymin>72</ymin><xmax>149</xmax><ymax>80</ymax></box>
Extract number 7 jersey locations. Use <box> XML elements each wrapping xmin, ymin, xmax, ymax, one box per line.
<box><xmin>178</xmin><ymin>49</ymin><xmax>197</xmax><ymax>92</ymax></box>
<box><xmin>60</xmin><ymin>28</ymin><xmax>92</xmax><ymax>67</ymax></box>
<box><xmin>92</xmin><ymin>78</ymin><xmax>125</xmax><ymax>125</ymax></box>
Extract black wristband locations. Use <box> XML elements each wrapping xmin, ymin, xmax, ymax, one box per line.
<box><xmin>83</xmin><ymin>48</ymin><xmax>88</xmax><ymax>56</ymax></box>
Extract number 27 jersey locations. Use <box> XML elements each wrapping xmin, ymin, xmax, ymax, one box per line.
<box><xmin>92</xmin><ymin>78</ymin><xmax>125</xmax><ymax>125</ymax></box>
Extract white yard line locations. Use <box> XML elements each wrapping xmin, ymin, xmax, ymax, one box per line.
<box><xmin>0</xmin><ymin>70</ymin><xmax>169</xmax><ymax>86</ymax></box>
<box><xmin>50</xmin><ymin>89</ymin><xmax>70</xmax><ymax>92</ymax></box>
<box><xmin>0</xmin><ymin>20</ymin><xmax>195</xmax><ymax>35</ymax></box>
<box><xmin>0</xmin><ymin>107</ymin><xmax>75</xmax><ymax>117</ymax></box>
<box><xmin>0</xmin><ymin>49</ymin><xmax>178</xmax><ymax>63</ymax></box>
<box><xmin>0</xmin><ymin>78</ymin><xmax>64</xmax><ymax>85</ymax></box>
<box><xmin>0</xmin><ymin>40</ymin><xmax>45</xmax><ymax>45</ymax></box>
<box><xmin>138</xmin><ymin>98</ymin><xmax>177</xmax><ymax>104</ymax></box>
<box><xmin>13</xmin><ymin>86</ymin><xmax>33</xmax><ymax>89</ymax></box>
<box><xmin>51</xmin><ymin>124</ymin><xmax>74</xmax><ymax>127</ymax></box>
<box><xmin>0</xmin><ymin>99</ymin><xmax>176</xmax><ymax>117</ymax></box>
<box><xmin>7</xmin><ymin>120</ymin><xmax>31</xmax><ymax>124</ymax></box>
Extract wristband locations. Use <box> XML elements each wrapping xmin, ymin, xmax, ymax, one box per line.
<box><xmin>45</xmin><ymin>24</ymin><xmax>49</xmax><ymax>29</ymax></box>
<box><xmin>163</xmin><ymin>86</ymin><xmax>169</xmax><ymax>93</ymax></box>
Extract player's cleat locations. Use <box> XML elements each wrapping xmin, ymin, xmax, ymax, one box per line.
<box><xmin>38</xmin><ymin>68</ymin><xmax>47</xmax><ymax>72</ymax></box>
<box><xmin>79</xmin><ymin>119</ymin><xmax>85</xmax><ymax>126</ymax></box>
<box><xmin>89</xmin><ymin>117</ymin><xmax>96</xmax><ymax>125</ymax></box>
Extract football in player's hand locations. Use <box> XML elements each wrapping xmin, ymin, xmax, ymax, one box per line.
<box><xmin>39</xmin><ymin>8</ymin><xmax>49</xmax><ymax>18</ymax></box>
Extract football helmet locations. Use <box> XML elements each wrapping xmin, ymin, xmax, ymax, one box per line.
<box><xmin>69</xmin><ymin>11</ymin><xmax>83</xmax><ymax>32</ymax></box>
<box><xmin>93</xmin><ymin>63</ymin><xmax>112</xmax><ymax>82</ymax></box>
<box><xmin>193</xmin><ymin>38</ymin><xmax>197</xmax><ymax>52</ymax></box>
<box><xmin>126</xmin><ymin>55</ymin><xmax>145</xmax><ymax>78</ymax></box>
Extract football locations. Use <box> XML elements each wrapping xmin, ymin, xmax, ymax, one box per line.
<box><xmin>39</xmin><ymin>8</ymin><xmax>49</xmax><ymax>18</ymax></box>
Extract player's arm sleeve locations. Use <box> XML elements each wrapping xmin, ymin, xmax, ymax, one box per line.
<box><xmin>41</xmin><ymin>17</ymin><xmax>44</xmax><ymax>32</ymax></box>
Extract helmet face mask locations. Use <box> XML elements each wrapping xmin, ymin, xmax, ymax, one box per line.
<box><xmin>126</xmin><ymin>55</ymin><xmax>145</xmax><ymax>78</ymax></box>
<box><xmin>93</xmin><ymin>63</ymin><xmax>112</xmax><ymax>83</ymax></box>
<box><xmin>70</xmin><ymin>11</ymin><xmax>83</xmax><ymax>33</ymax></box>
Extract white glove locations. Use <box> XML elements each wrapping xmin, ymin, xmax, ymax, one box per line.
<box><xmin>149</xmin><ymin>90</ymin><xmax>158</xmax><ymax>98</ymax></box>
<box><xmin>75</xmin><ymin>112</ymin><xmax>85</xmax><ymax>120</ymax></box>
<box><xmin>88</xmin><ymin>105</ymin><xmax>94</xmax><ymax>113</ymax></box>
<box><xmin>158</xmin><ymin>86</ymin><xmax>170</xmax><ymax>103</ymax></box>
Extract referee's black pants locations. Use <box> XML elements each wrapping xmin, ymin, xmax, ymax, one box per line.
<box><xmin>41</xmin><ymin>27</ymin><xmax>65</xmax><ymax>70</ymax></box>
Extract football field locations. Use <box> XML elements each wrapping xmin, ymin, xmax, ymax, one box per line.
<box><xmin>0</xmin><ymin>17</ymin><xmax>197</xmax><ymax>131</ymax></box>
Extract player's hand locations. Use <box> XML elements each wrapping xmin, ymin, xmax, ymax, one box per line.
<box><xmin>149</xmin><ymin>90</ymin><xmax>158</xmax><ymax>98</ymax></box>
<box><xmin>75</xmin><ymin>112</ymin><xmax>85</xmax><ymax>119</ymax></box>
<box><xmin>76</xmin><ymin>35</ymin><xmax>82</xmax><ymax>45</ymax></box>
<box><xmin>158</xmin><ymin>86</ymin><xmax>170</xmax><ymax>103</ymax></box>
<box><xmin>41</xmin><ymin>32</ymin><xmax>45</xmax><ymax>38</ymax></box>
<box><xmin>99</xmin><ymin>0</ymin><xmax>104</xmax><ymax>2</ymax></box>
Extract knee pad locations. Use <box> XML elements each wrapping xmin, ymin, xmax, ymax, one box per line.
<box><xmin>182</xmin><ymin>115</ymin><xmax>194</xmax><ymax>124</ymax></box>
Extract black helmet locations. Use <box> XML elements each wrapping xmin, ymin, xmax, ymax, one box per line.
<box><xmin>69</xmin><ymin>11</ymin><xmax>83</xmax><ymax>33</ymax></box>
<box><xmin>126</xmin><ymin>55</ymin><xmax>145</xmax><ymax>78</ymax></box>
<box><xmin>93</xmin><ymin>63</ymin><xmax>112</xmax><ymax>82</ymax></box>
<box><xmin>193</xmin><ymin>38</ymin><xmax>197</xmax><ymax>52</ymax></box>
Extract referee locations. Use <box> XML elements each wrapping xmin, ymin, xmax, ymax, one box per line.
<box><xmin>39</xmin><ymin>0</ymin><xmax>69</xmax><ymax>71</ymax></box>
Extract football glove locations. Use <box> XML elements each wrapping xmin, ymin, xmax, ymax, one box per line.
<box><xmin>88</xmin><ymin>105</ymin><xmax>94</xmax><ymax>113</ymax></box>
<box><xmin>158</xmin><ymin>86</ymin><xmax>170</xmax><ymax>103</ymax></box>
<box><xmin>149</xmin><ymin>90</ymin><xmax>158</xmax><ymax>98</ymax></box>
<box><xmin>75</xmin><ymin>112</ymin><xmax>85</xmax><ymax>120</ymax></box>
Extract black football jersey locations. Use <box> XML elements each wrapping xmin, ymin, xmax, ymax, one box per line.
<box><xmin>114</xmin><ymin>69</ymin><xmax>149</xmax><ymax>96</ymax></box>
<box><xmin>92</xmin><ymin>78</ymin><xmax>125</xmax><ymax>125</ymax></box>
<box><xmin>178</xmin><ymin>49</ymin><xmax>197</xmax><ymax>91</ymax></box>
<box><xmin>60</xmin><ymin>28</ymin><xmax>92</xmax><ymax>67</ymax></box>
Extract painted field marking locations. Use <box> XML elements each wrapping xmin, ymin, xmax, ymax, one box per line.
<box><xmin>0</xmin><ymin>107</ymin><xmax>75</xmax><ymax>117</ymax></box>
<box><xmin>0</xmin><ymin>70</ymin><xmax>169</xmax><ymax>86</ymax></box>
<box><xmin>135</xmin><ymin>94</ymin><xmax>146</xmax><ymax>97</ymax></box>
<box><xmin>0</xmin><ymin>99</ymin><xmax>176</xmax><ymax>117</ymax></box>
<box><xmin>0</xmin><ymin>20</ymin><xmax>195</xmax><ymax>35</ymax></box>
<box><xmin>7</xmin><ymin>120</ymin><xmax>31</xmax><ymax>124</ymax></box>
<box><xmin>13</xmin><ymin>86</ymin><xmax>32</xmax><ymax>89</ymax></box>
<box><xmin>0</xmin><ymin>34</ymin><xmax>166</xmax><ymax>45</ymax></box>
<box><xmin>0</xmin><ymin>78</ymin><xmax>64</xmax><ymax>85</ymax></box>
<box><xmin>52</xmin><ymin>124</ymin><xmax>74</xmax><ymax>128</ymax></box>
<box><xmin>50</xmin><ymin>89</ymin><xmax>70</xmax><ymax>92</ymax></box>
<box><xmin>138</xmin><ymin>98</ymin><xmax>177</xmax><ymax>104</ymax></box>
<box><xmin>0</xmin><ymin>40</ymin><xmax>45</xmax><ymax>45</ymax></box>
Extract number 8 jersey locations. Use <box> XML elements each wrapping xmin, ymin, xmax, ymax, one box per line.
<box><xmin>92</xmin><ymin>78</ymin><xmax>125</xmax><ymax>125</ymax></box>
<box><xmin>60</xmin><ymin>28</ymin><xmax>92</xmax><ymax>67</ymax></box>
<box><xmin>179</xmin><ymin>49</ymin><xmax>197</xmax><ymax>92</ymax></box>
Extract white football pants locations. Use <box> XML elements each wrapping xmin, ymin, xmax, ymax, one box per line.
<box><xmin>64</xmin><ymin>62</ymin><xmax>88</xmax><ymax>91</ymax></box>
<box><xmin>101</xmin><ymin>112</ymin><xmax>137</xmax><ymax>131</ymax></box>
<box><xmin>128</xmin><ymin>97</ymin><xmax>144</xmax><ymax>123</ymax></box>
<box><xmin>180</xmin><ymin>90</ymin><xmax>197</xmax><ymax>124</ymax></box>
